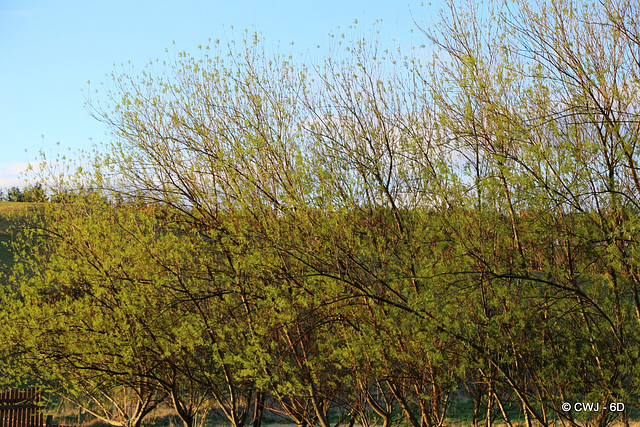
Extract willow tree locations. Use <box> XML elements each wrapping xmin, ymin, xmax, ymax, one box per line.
<box><xmin>2</xmin><ymin>198</ymin><xmax>169</xmax><ymax>427</ymax></box>
<box><xmin>1</xmin><ymin>193</ymin><xmax>273</xmax><ymax>427</ymax></box>
<box><xmin>421</xmin><ymin>0</ymin><xmax>640</xmax><ymax>423</ymax></box>
<box><xmin>6</xmin><ymin>2</ymin><xmax>640</xmax><ymax>426</ymax></box>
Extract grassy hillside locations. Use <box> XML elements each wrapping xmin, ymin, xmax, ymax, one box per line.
<box><xmin>0</xmin><ymin>202</ymin><xmax>37</xmax><ymax>273</ymax></box>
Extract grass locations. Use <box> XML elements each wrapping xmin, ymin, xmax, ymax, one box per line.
<box><xmin>444</xmin><ymin>396</ymin><xmax>640</xmax><ymax>426</ymax></box>
<box><xmin>30</xmin><ymin>387</ymin><xmax>640</xmax><ymax>427</ymax></box>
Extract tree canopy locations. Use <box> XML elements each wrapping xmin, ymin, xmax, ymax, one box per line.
<box><xmin>3</xmin><ymin>0</ymin><xmax>640</xmax><ymax>426</ymax></box>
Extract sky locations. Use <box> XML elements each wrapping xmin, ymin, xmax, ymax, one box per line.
<box><xmin>0</xmin><ymin>0</ymin><xmax>433</xmax><ymax>189</ymax></box>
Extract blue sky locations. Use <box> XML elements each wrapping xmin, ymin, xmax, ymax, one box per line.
<box><xmin>0</xmin><ymin>0</ymin><xmax>432</xmax><ymax>188</ymax></box>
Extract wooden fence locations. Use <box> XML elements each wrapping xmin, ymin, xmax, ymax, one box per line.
<box><xmin>0</xmin><ymin>388</ymin><xmax>43</xmax><ymax>427</ymax></box>
<box><xmin>0</xmin><ymin>389</ymin><xmax>73</xmax><ymax>427</ymax></box>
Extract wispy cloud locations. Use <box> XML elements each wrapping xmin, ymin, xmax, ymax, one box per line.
<box><xmin>0</xmin><ymin>162</ymin><xmax>41</xmax><ymax>189</ymax></box>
